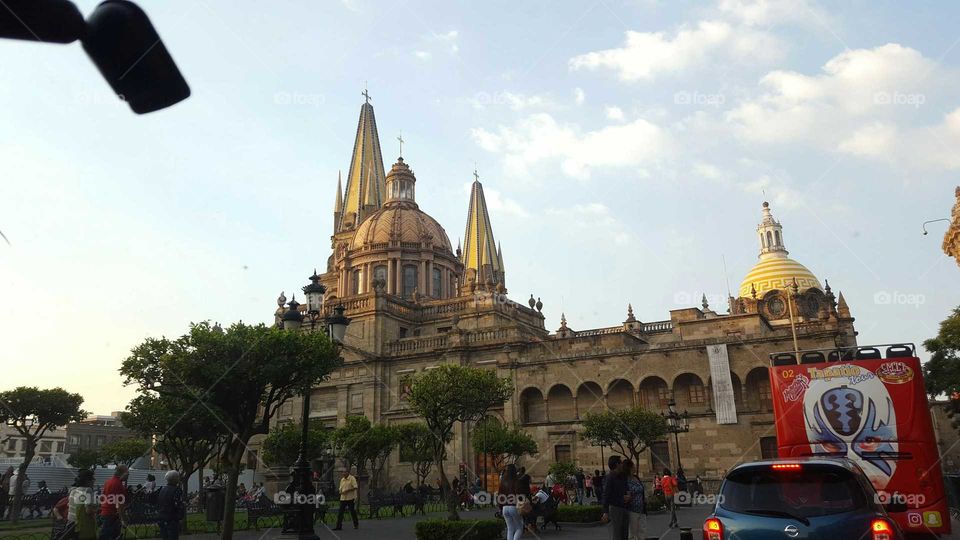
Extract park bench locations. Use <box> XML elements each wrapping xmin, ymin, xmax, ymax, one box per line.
<box><xmin>245</xmin><ymin>496</ymin><xmax>327</xmax><ymax>530</ymax></box>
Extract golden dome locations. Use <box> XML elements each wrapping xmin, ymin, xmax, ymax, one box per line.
<box><xmin>350</xmin><ymin>202</ymin><xmax>452</xmax><ymax>251</ymax></box>
<box><xmin>738</xmin><ymin>256</ymin><xmax>821</xmax><ymax>298</ymax></box>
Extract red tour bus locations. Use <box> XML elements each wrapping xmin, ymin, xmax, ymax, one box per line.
<box><xmin>769</xmin><ymin>343</ymin><xmax>950</xmax><ymax>538</ymax></box>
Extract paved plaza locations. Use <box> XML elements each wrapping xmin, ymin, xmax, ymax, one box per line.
<box><xmin>176</xmin><ymin>505</ymin><xmax>714</xmax><ymax>540</ymax></box>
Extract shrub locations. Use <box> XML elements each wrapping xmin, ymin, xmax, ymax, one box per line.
<box><xmin>646</xmin><ymin>492</ymin><xmax>666</xmax><ymax>512</ymax></box>
<box><xmin>415</xmin><ymin>518</ymin><xmax>504</xmax><ymax>540</ymax></box>
<box><xmin>555</xmin><ymin>504</ymin><xmax>603</xmax><ymax>522</ymax></box>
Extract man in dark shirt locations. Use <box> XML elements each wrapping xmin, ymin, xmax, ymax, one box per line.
<box><xmin>600</xmin><ymin>455</ymin><xmax>630</xmax><ymax>540</ymax></box>
<box><xmin>155</xmin><ymin>471</ymin><xmax>185</xmax><ymax>540</ymax></box>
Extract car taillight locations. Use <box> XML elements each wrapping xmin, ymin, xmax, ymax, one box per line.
<box><xmin>871</xmin><ymin>518</ymin><xmax>893</xmax><ymax>540</ymax></box>
<box><xmin>703</xmin><ymin>517</ymin><xmax>723</xmax><ymax>540</ymax></box>
<box><xmin>771</xmin><ymin>463</ymin><xmax>802</xmax><ymax>471</ymax></box>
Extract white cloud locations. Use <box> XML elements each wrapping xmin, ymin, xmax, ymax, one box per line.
<box><xmin>430</xmin><ymin>30</ymin><xmax>459</xmax><ymax>54</ymax></box>
<box><xmin>413</xmin><ymin>29</ymin><xmax>459</xmax><ymax>61</ymax></box>
<box><xmin>471</xmin><ymin>113</ymin><xmax>673</xmax><ymax>179</ymax></box>
<box><xmin>467</xmin><ymin>91</ymin><xmax>550</xmax><ymax>111</ymax></box>
<box><xmin>461</xmin><ymin>182</ymin><xmax>529</xmax><ymax>218</ymax></box>
<box><xmin>717</xmin><ymin>0</ymin><xmax>828</xmax><ymax>26</ymax></box>
<box><xmin>413</xmin><ymin>50</ymin><xmax>431</xmax><ymax>61</ymax></box>
<box><xmin>726</xmin><ymin>43</ymin><xmax>960</xmax><ymax>169</ymax></box>
<box><xmin>574</xmin><ymin>87</ymin><xmax>585</xmax><ymax>105</ymax></box>
<box><xmin>605</xmin><ymin>106</ymin><xmax>625</xmax><ymax>122</ymax></box>
<box><xmin>569</xmin><ymin>20</ymin><xmax>782</xmax><ymax>81</ymax></box>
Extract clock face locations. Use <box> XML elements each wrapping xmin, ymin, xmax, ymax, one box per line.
<box><xmin>767</xmin><ymin>297</ymin><xmax>786</xmax><ymax>318</ymax></box>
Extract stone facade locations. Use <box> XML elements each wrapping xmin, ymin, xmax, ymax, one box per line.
<box><xmin>263</xmin><ymin>99</ymin><xmax>860</xmax><ymax>487</ymax></box>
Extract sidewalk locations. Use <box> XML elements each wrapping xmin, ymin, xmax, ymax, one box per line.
<box><xmin>179</xmin><ymin>505</ymin><xmax>713</xmax><ymax>539</ymax></box>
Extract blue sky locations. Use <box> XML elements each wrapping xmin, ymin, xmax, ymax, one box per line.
<box><xmin>0</xmin><ymin>0</ymin><xmax>956</xmax><ymax>414</ymax></box>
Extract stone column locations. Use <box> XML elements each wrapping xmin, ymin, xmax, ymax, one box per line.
<box><xmin>387</xmin><ymin>259</ymin><xmax>394</xmax><ymax>295</ymax></box>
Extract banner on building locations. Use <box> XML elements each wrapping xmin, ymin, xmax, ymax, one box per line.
<box><xmin>707</xmin><ymin>344</ymin><xmax>738</xmax><ymax>424</ymax></box>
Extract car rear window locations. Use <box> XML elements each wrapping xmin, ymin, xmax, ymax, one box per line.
<box><xmin>720</xmin><ymin>464</ymin><xmax>870</xmax><ymax>518</ymax></box>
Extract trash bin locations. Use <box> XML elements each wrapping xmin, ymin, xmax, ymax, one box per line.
<box><xmin>205</xmin><ymin>486</ymin><xmax>225</xmax><ymax>522</ymax></box>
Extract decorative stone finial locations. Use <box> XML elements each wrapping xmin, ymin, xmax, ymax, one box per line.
<box><xmin>535</xmin><ymin>297</ymin><xmax>543</xmax><ymax>312</ymax></box>
<box><xmin>528</xmin><ymin>294</ymin><xmax>536</xmax><ymax>309</ymax></box>
<box><xmin>750</xmin><ymin>283</ymin><xmax>757</xmax><ymax>300</ymax></box>
<box><xmin>701</xmin><ymin>294</ymin><xmax>709</xmax><ymax>311</ymax></box>
<box><xmin>625</xmin><ymin>304</ymin><xmax>636</xmax><ymax>323</ymax></box>
<box><xmin>277</xmin><ymin>291</ymin><xmax>287</xmax><ymax>307</ymax></box>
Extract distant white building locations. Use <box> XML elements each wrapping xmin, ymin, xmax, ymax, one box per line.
<box><xmin>0</xmin><ymin>423</ymin><xmax>67</xmax><ymax>462</ymax></box>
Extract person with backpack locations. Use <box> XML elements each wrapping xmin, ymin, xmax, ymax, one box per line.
<box><xmin>153</xmin><ymin>471</ymin><xmax>186</xmax><ymax>540</ymax></box>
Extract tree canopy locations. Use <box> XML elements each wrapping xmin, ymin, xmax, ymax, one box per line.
<box><xmin>397</xmin><ymin>423</ymin><xmax>435</xmax><ymax>487</ymax></box>
<box><xmin>580</xmin><ymin>407</ymin><xmax>669</xmax><ymax>465</ymax></box>
<box><xmin>120</xmin><ymin>321</ymin><xmax>340</xmax><ymax>540</ymax></box>
<box><xmin>262</xmin><ymin>419</ymin><xmax>330</xmax><ymax>468</ymax></box>
<box><xmin>924</xmin><ymin>306</ymin><xmax>960</xmax><ymax>398</ymax></box>
<box><xmin>470</xmin><ymin>417</ymin><xmax>537</xmax><ymax>472</ymax></box>
<box><xmin>407</xmin><ymin>365</ymin><xmax>512</xmax><ymax>520</ymax></box>
<box><xmin>0</xmin><ymin>386</ymin><xmax>86</xmax><ymax>523</ymax></box>
<box><xmin>100</xmin><ymin>438</ymin><xmax>151</xmax><ymax>467</ymax></box>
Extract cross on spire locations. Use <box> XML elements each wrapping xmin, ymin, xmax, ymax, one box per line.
<box><xmin>473</xmin><ymin>167</ymin><xmax>480</xmax><ymax>182</ymax></box>
<box><xmin>362</xmin><ymin>82</ymin><xmax>371</xmax><ymax>104</ymax></box>
<box><xmin>397</xmin><ymin>131</ymin><xmax>404</xmax><ymax>158</ymax></box>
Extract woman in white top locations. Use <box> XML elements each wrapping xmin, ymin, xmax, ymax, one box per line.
<box><xmin>67</xmin><ymin>470</ymin><xmax>98</xmax><ymax>540</ymax></box>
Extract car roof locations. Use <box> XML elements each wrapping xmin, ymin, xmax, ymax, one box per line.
<box><xmin>728</xmin><ymin>457</ymin><xmax>866</xmax><ymax>475</ymax></box>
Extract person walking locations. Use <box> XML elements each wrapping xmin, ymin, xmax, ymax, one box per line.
<box><xmin>98</xmin><ymin>464</ymin><xmax>128</xmax><ymax>540</ymax></box>
<box><xmin>498</xmin><ymin>464</ymin><xmax>524</xmax><ymax>540</ymax></box>
<box><xmin>585</xmin><ymin>473</ymin><xmax>593</xmax><ymax>499</ymax></box>
<box><xmin>661</xmin><ymin>468</ymin><xmax>678</xmax><ymax>528</ymax></box>
<box><xmin>623</xmin><ymin>460</ymin><xmax>646</xmax><ymax>540</ymax></box>
<box><xmin>0</xmin><ymin>466</ymin><xmax>13</xmax><ymax>520</ymax></box>
<box><xmin>142</xmin><ymin>475</ymin><xmax>156</xmax><ymax>494</ymax></box>
<box><xmin>333</xmin><ymin>468</ymin><xmax>359</xmax><ymax>530</ymax></box>
<box><xmin>575</xmin><ymin>469</ymin><xmax>586</xmax><ymax>505</ymax></box>
<box><xmin>601</xmin><ymin>456</ymin><xmax>630</xmax><ymax>540</ymax></box>
<box><xmin>67</xmin><ymin>469</ymin><xmax>98</xmax><ymax>540</ymax></box>
<box><xmin>154</xmin><ymin>471</ymin><xmax>186</xmax><ymax>540</ymax></box>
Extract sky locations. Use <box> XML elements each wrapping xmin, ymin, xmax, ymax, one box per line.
<box><xmin>0</xmin><ymin>0</ymin><xmax>957</xmax><ymax>415</ymax></box>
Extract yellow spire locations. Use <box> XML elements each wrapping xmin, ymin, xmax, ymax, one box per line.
<box><xmin>462</xmin><ymin>171</ymin><xmax>505</xmax><ymax>289</ymax></box>
<box><xmin>339</xmin><ymin>97</ymin><xmax>386</xmax><ymax>231</ymax></box>
<box><xmin>333</xmin><ymin>171</ymin><xmax>343</xmax><ymax>230</ymax></box>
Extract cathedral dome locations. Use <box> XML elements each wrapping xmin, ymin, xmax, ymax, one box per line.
<box><xmin>349</xmin><ymin>158</ymin><xmax>453</xmax><ymax>252</ymax></box>
<box><xmin>738</xmin><ymin>256</ymin><xmax>821</xmax><ymax>298</ymax></box>
<box><xmin>738</xmin><ymin>202</ymin><xmax>821</xmax><ymax>298</ymax></box>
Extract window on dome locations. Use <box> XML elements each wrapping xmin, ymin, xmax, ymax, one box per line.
<box><xmin>432</xmin><ymin>267</ymin><xmax>442</xmax><ymax>297</ymax></box>
<box><xmin>352</xmin><ymin>269</ymin><xmax>361</xmax><ymax>295</ymax></box>
<box><xmin>374</xmin><ymin>265</ymin><xmax>387</xmax><ymax>284</ymax></box>
<box><xmin>403</xmin><ymin>265</ymin><xmax>418</xmax><ymax>298</ymax></box>
<box><xmin>775</xmin><ymin>230</ymin><xmax>782</xmax><ymax>247</ymax></box>
<box><xmin>766</xmin><ymin>231</ymin><xmax>773</xmax><ymax>247</ymax></box>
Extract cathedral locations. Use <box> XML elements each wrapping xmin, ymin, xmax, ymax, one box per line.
<box><xmin>263</xmin><ymin>97</ymin><xmax>858</xmax><ymax>486</ymax></box>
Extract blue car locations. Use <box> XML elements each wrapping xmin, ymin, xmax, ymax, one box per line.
<box><xmin>703</xmin><ymin>458</ymin><xmax>904</xmax><ymax>540</ymax></box>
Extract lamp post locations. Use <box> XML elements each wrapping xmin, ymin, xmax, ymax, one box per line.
<box><xmin>279</xmin><ymin>275</ymin><xmax>350</xmax><ymax>540</ymax></box>
<box><xmin>663</xmin><ymin>399</ymin><xmax>689</xmax><ymax>473</ymax></box>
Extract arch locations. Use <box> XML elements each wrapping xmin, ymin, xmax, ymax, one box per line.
<box><xmin>519</xmin><ymin>387</ymin><xmax>546</xmax><ymax>424</ymax></box>
<box><xmin>576</xmin><ymin>382</ymin><xmax>604</xmax><ymax>417</ymax></box>
<box><xmin>766</xmin><ymin>231</ymin><xmax>773</xmax><ymax>247</ymax></box>
<box><xmin>638</xmin><ymin>376</ymin><xmax>669</xmax><ymax>411</ymax></box>
<box><xmin>774</xmin><ymin>230</ymin><xmax>782</xmax><ymax>247</ymax></box>
<box><xmin>744</xmin><ymin>367</ymin><xmax>773</xmax><ymax>412</ymax></box>
<box><xmin>402</xmin><ymin>264</ymin><xmax>418</xmax><ymax>298</ymax></box>
<box><xmin>547</xmin><ymin>384</ymin><xmax>576</xmax><ymax>421</ymax></box>
<box><xmin>672</xmin><ymin>373</ymin><xmax>707</xmax><ymax>413</ymax></box>
<box><xmin>607</xmin><ymin>379</ymin><xmax>635</xmax><ymax>410</ymax></box>
<box><xmin>706</xmin><ymin>372</ymin><xmax>744</xmax><ymax>411</ymax></box>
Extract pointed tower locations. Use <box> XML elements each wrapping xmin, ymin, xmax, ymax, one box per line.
<box><xmin>333</xmin><ymin>171</ymin><xmax>343</xmax><ymax>232</ymax></box>
<box><xmin>738</xmin><ymin>202</ymin><xmax>821</xmax><ymax>298</ymax></box>
<box><xmin>461</xmin><ymin>171</ymin><xmax>505</xmax><ymax>291</ymax></box>
<box><xmin>338</xmin><ymin>95</ymin><xmax>386</xmax><ymax>231</ymax></box>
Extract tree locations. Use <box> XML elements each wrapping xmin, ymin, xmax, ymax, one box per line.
<box><xmin>548</xmin><ymin>461</ymin><xmax>578</xmax><ymax>485</ymax></box>
<box><xmin>262</xmin><ymin>420</ymin><xmax>329</xmax><ymax>468</ymax></box>
<box><xmin>470</xmin><ymin>417</ymin><xmax>537</xmax><ymax>473</ymax></box>
<box><xmin>0</xmin><ymin>387</ymin><xmax>86</xmax><ymax>523</ymax></box>
<box><xmin>331</xmin><ymin>415</ymin><xmax>372</xmax><ymax>475</ymax></box>
<box><xmin>100</xmin><ymin>438</ymin><xmax>151</xmax><ymax>467</ymax></box>
<box><xmin>67</xmin><ymin>447</ymin><xmax>107</xmax><ymax>471</ymax></box>
<box><xmin>580</xmin><ymin>407</ymin><xmax>669</xmax><ymax>466</ymax></box>
<box><xmin>120</xmin><ymin>321</ymin><xmax>340</xmax><ymax>540</ymax></box>
<box><xmin>397</xmin><ymin>423</ymin><xmax>434</xmax><ymax>487</ymax></box>
<box><xmin>364</xmin><ymin>423</ymin><xmax>399</xmax><ymax>489</ymax></box>
<box><xmin>122</xmin><ymin>393</ymin><xmax>225</xmax><ymax>500</ymax></box>
<box><xmin>924</xmin><ymin>306</ymin><xmax>960</xmax><ymax>398</ymax></box>
<box><xmin>407</xmin><ymin>365</ymin><xmax>512</xmax><ymax>520</ymax></box>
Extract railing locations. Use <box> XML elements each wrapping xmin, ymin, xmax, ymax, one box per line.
<box><xmin>641</xmin><ymin>320</ymin><xmax>673</xmax><ymax>333</ymax></box>
<box><xmin>463</xmin><ymin>328</ymin><xmax>513</xmax><ymax>344</ymax></box>
<box><xmin>387</xmin><ymin>335</ymin><xmax>448</xmax><ymax>354</ymax></box>
<box><xmin>572</xmin><ymin>326</ymin><xmax>623</xmax><ymax>337</ymax></box>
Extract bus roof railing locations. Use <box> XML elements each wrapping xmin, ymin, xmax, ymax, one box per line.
<box><xmin>768</xmin><ymin>343</ymin><xmax>916</xmax><ymax>366</ymax></box>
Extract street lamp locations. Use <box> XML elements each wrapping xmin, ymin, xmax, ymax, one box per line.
<box><xmin>663</xmin><ymin>399</ymin><xmax>689</xmax><ymax>473</ymax></box>
<box><xmin>280</xmin><ymin>275</ymin><xmax>350</xmax><ymax>540</ymax></box>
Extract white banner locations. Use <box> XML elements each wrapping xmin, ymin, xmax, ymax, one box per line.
<box><xmin>707</xmin><ymin>344</ymin><xmax>738</xmax><ymax>424</ymax></box>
